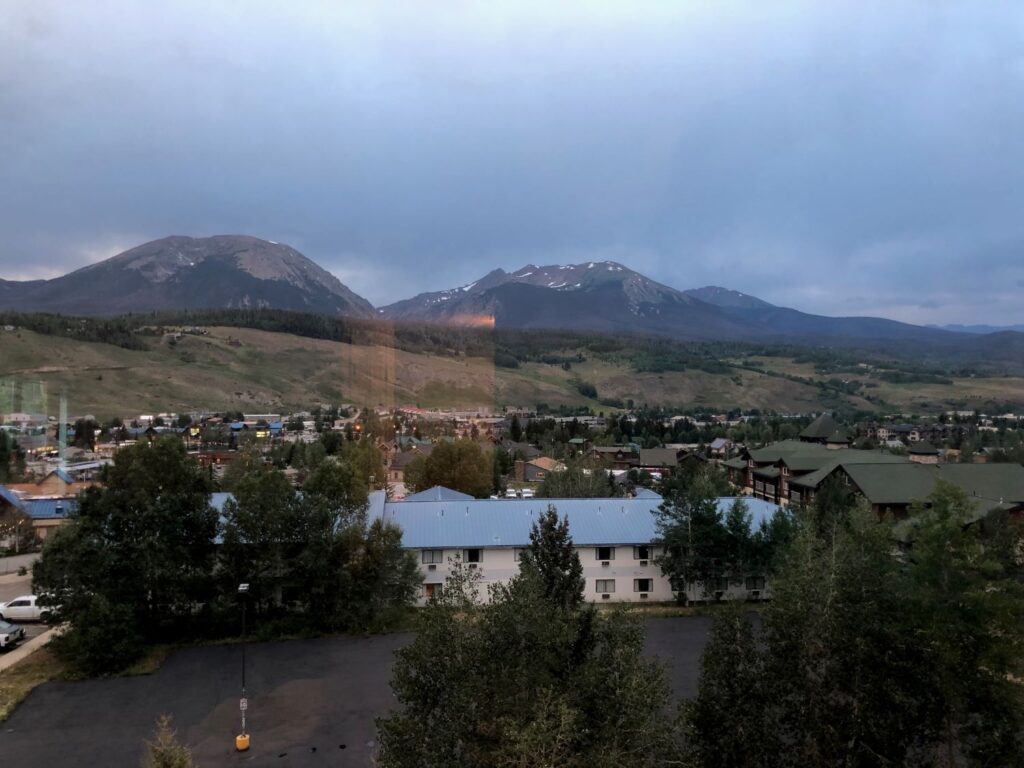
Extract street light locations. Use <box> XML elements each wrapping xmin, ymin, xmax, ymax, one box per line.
<box><xmin>235</xmin><ymin>583</ymin><xmax>250</xmax><ymax>752</ymax></box>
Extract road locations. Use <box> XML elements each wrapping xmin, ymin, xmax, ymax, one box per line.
<box><xmin>0</xmin><ymin>616</ymin><xmax>712</xmax><ymax>767</ymax></box>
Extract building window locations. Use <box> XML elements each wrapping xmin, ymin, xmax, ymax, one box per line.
<box><xmin>634</xmin><ymin>578</ymin><xmax>653</xmax><ymax>592</ymax></box>
<box><xmin>465</xmin><ymin>548</ymin><xmax>483</xmax><ymax>563</ymax></box>
<box><xmin>513</xmin><ymin>548</ymin><xmax>526</xmax><ymax>562</ymax></box>
<box><xmin>710</xmin><ymin>577</ymin><xmax>729</xmax><ymax>592</ymax></box>
<box><xmin>633</xmin><ymin>545</ymin><xmax>650</xmax><ymax>560</ymax></box>
<box><xmin>424</xmin><ymin>583</ymin><xmax>442</xmax><ymax>599</ymax></box>
<box><xmin>596</xmin><ymin>547</ymin><xmax>615</xmax><ymax>561</ymax></box>
<box><xmin>596</xmin><ymin>579</ymin><xmax>616</xmax><ymax>594</ymax></box>
<box><xmin>421</xmin><ymin>549</ymin><xmax>443</xmax><ymax>564</ymax></box>
<box><xmin>745</xmin><ymin>576</ymin><xmax>766</xmax><ymax>590</ymax></box>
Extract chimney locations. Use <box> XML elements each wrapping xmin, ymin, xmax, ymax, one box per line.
<box><xmin>514</xmin><ymin>459</ymin><xmax>525</xmax><ymax>482</ymax></box>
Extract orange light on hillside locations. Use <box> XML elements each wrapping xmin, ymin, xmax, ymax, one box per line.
<box><xmin>449</xmin><ymin>313</ymin><xmax>496</xmax><ymax>328</ymax></box>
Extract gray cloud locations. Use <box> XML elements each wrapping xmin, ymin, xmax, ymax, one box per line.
<box><xmin>1</xmin><ymin>1</ymin><xmax>1023</xmax><ymax>324</ymax></box>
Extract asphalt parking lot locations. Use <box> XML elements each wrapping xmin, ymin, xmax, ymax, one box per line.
<box><xmin>0</xmin><ymin>616</ymin><xmax>712</xmax><ymax>767</ymax></box>
<box><xmin>0</xmin><ymin>574</ymin><xmax>48</xmax><ymax>643</ymax></box>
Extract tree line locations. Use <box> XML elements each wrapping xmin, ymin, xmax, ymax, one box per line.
<box><xmin>375</xmin><ymin>480</ymin><xmax>1024</xmax><ymax>767</ymax></box>
<box><xmin>32</xmin><ymin>437</ymin><xmax>420</xmax><ymax>675</ymax></box>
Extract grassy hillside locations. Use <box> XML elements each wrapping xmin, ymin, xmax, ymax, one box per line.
<box><xmin>1</xmin><ymin>327</ymin><xmax>1022</xmax><ymax>419</ymax></box>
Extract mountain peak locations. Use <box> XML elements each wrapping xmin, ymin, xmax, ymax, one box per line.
<box><xmin>0</xmin><ymin>235</ymin><xmax>375</xmax><ymax>317</ymax></box>
<box><xmin>684</xmin><ymin>285</ymin><xmax>775</xmax><ymax>309</ymax></box>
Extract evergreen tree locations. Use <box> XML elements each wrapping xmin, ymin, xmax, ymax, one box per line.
<box><xmin>34</xmin><ymin>437</ymin><xmax>218</xmax><ymax>673</ymax></box>
<box><xmin>656</xmin><ymin>473</ymin><xmax>731</xmax><ymax>601</ymax></box>
<box><xmin>903</xmin><ymin>481</ymin><xmax>1024</xmax><ymax>765</ymax></box>
<box><xmin>688</xmin><ymin>605</ymin><xmax>770</xmax><ymax>768</ymax></box>
<box><xmin>691</xmin><ymin>484</ymin><xmax>1024</xmax><ymax>767</ymax></box>
<box><xmin>377</xmin><ymin>552</ymin><xmax>683</xmax><ymax>767</ymax></box>
<box><xmin>519</xmin><ymin>505</ymin><xmax>585</xmax><ymax>610</ymax></box>
<box><xmin>510</xmin><ymin>414</ymin><xmax>523</xmax><ymax>442</ymax></box>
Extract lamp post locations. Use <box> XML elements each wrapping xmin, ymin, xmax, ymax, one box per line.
<box><xmin>235</xmin><ymin>583</ymin><xmax>250</xmax><ymax>752</ymax></box>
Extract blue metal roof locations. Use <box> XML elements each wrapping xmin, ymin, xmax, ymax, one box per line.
<box><xmin>24</xmin><ymin>498</ymin><xmax>77</xmax><ymax>520</ymax></box>
<box><xmin>0</xmin><ymin>485</ymin><xmax>25</xmax><ymax>511</ymax></box>
<box><xmin>403</xmin><ymin>486</ymin><xmax>475</xmax><ymax>502</ymax></box>
<box><xmin>210</xmin><ymin>492</ymin><xmax>234</xmax><ymax>513</ymax></box>
<box><xmin>368</xmin><ymin>490</ymin><xmax>781</xmax><ymax>549</ymax></box>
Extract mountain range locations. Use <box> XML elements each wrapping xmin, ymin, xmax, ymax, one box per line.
<box><xmin>377</xmin><ymin>260</ymin><xmax>966</xmax><ymax>343</ymax></box>
<box><xmin>0</xmin><ymin>235</ymin><xmax>1018</xmax><ymax>346</ymax></box>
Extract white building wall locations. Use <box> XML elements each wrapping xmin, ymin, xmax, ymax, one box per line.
<box><xmin>413</xmin><ymin>544</ymin><xmax>768</xmax><ymax>605</ymax></box>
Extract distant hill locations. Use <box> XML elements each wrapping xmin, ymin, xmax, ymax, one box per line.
<box><xmin>381</xmin><ymin>261</ymin><xmax>963</xmax><ymax>345</ymax></box>
<box><xmin>0</xmin><ymin>235</ymin><xmax>375</xmax><ymax>318</ymax></box>
<box><xmin>931</xmin><ymin>323</ymin><xmax>1024</xmax><ymax>335</ymax></box>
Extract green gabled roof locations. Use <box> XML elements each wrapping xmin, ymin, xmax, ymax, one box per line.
<box><xmin>747</xmin><ymin>439</ymin><xmax>826</xmax><ymax>463</ymax></box>
<box><xmin>937</xmin><ymin>463</ymin><xmax>1024</xmax><ymax>505</ymax></box>
<box><xmin>786</xmin><ymin>449</ymin><xmax>905</xmax><ymax>474</ymax></box>
<box><xmin>788</xmin><ymin>461</ymin><xmax>842</xmax><ymax>488</ymax></box>
<box><xmin>908</xmin><ymin>441</ymin><xmax>938</xmax><ymax>455</ymax></box>
<box><xmin>723</xmin><ymin>456</ymin><xmax>748</xmax><ymax>470</ymax></box>
<box><xmin>801</xmin><ymin>414</ymin><xmax>841</xmax><ymax>440</ymax></box>
<box><xmin>842</xmin><ymin>463</ymin><xmax>939</xmax><ymax>505</ymax></box>
<box><xmin>747</xmin><ymin>440</ymin><xmax>908</xmax><ymax>474</ymax></box>
<box><xmin>789</xmin><ymin>451</ymin><xmax>918</xmax><ymax>490</ymax></box>
<box><xmin>753</xmin><ymin>466</ymin><xmax>780</xmax><ymax>479</ymax></box>
<box><xmin>826</xmin><ymin>427</ymin><xmax>851</xmax><ymax>444</ymax></box>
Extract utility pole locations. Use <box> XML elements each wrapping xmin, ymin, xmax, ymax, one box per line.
<box><xmin>235</xmin><ymin>583</ymin><xmax>250</xmax><ymax>752</ymax></box>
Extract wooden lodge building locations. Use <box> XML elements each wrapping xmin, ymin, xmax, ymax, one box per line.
<box><xmin>724</xmin><ymin>415</ymin><xmax>1024</xmax><ymax>521</ymax></box>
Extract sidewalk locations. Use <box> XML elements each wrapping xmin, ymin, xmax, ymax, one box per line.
<box><xmin>0</xmin><ymin>572</ymin><xmax>30</xmax><ymax>586</ymax></box>
<box><xmin>0</xmin><ymin>628</ymin><xmax>56</xmax><ymax>673</ymax></box>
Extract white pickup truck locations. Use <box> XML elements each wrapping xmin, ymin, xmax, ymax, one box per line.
<box><xmin>0</xmin><ymin>595</ymin><xmax>52</xmax><ymax>623</ymax></box>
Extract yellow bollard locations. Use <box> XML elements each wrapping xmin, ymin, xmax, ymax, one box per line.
<box><xmin>235</xmin><ymin>733</ymin><xmax>251</xmax><ymax>752</ymax></box>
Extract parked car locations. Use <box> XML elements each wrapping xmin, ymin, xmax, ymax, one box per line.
<box><xmin>0</xmin><ymin>619</ymin><xmax>25</xmax><ymax>650</ymax></box>
<box><xmin>0</xmin><ymin>595</ymin><xmax>53</xmax><ymax>623</ymax></box>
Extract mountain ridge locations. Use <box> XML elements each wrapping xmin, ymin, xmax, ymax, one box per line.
<box><xmin>379</xmin><ymin>260</ymin><xmax>967</xmax><ymax>344</ymax></box>
<box><xmin>1</xmin><ymin>236</ymin><xmax>1018</xmax><ymax>346</ymax></box>
<box><xmin>0</xmin><ymin>235</ymin><xmax>375</xmax><ymax>318</ymax></box>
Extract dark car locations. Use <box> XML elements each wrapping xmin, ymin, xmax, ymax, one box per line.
<box><xmin>0</xmin><ymin>619</ymin><xmax>26</xmax><ymax>651</ymax></box>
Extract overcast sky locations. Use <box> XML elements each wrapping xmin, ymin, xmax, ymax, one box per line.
<box><xmin>2</xmin><ymin>1</ymin><xmax>1023</xmax><ymax>324</ymax></box>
